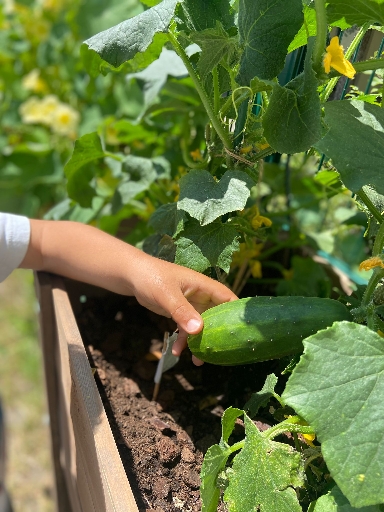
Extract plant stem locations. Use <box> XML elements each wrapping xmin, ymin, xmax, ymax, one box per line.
<box><xmin>168</xmin><ymin>31</ymin><xmax>232</xmax><ymax>150</ymax></box>
<box><xmin>263</xmin><ymin>420</ymin><xmax>315</xmax><ymax>441</ymax></box>
<box><xmin>353</xmin><ymin>58</ymin><xmax>384</xmax><ymax>74</ymax></box>
<box><xmin>373</xmin><ymin>220</ymin><xmax>384</xmax><ymax>256</ymax></box>
<box><xmin>362</xmin><ymin>268</ymin><xmax>384</xmax><ymax>306</ymax></box>
<box><xmin>212</xmin><ymin>67</ymin><xmax>220</xmax><ymax>115</ymax></box>
<box><xmin>229</xmin><ymin>440</ymin><xmax>244</xmax><ymax>454</ymax></box>
<box><xmin>357</xmin><ymin>188</ymin><xmax>383</xmax><ymax>224</ymax></box>
<box><xmin>312</xmin><ymin>0</ymin><xmax>328</xmax><ymax>75</ymax></box>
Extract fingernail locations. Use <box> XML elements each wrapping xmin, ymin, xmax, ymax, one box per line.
<box><xmin>186</xmin><ymin>318</ymin><xmax>202</xmax><ymax>333</ymax></box>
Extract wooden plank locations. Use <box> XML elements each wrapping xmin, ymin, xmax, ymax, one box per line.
<box><xmin>54</xmin><ymin>290</ymin><xmax>83</xmax><ymax>512</ymax></box>
<box><xmin>34</xmin><ymin>272</ymin><xmax>73</xmax><ymax>512</ymax></box>
<box><xmin>51</xmin><ymin>276</ymin><xmax>139</xmax><ymax>512</ymax></box>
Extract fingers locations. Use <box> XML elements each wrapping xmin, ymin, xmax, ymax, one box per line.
<box><xmin>172</xmin><ymin>328</ymin><xmax>188</xmax><ymax>356</ymax></box>
<box><xmin>172</xmin><ymin>328</ymin><xmax>204</xmax><ymax>366</ymax></box>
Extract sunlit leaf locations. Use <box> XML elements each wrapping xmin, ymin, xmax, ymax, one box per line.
<box><xmin>283</xmin><ymin>322</ymin><xmax>384</xmax><ymax>508</ymax></box>
<box><xmin>83</xmin><ymin>0</ymin><xmax>179</xmax><ymax>68</ymax></box>
<box><xmin>177</xmin><ymin>170</ymin><xmax>255</xmax><ymax>226</ymax></box>
<box><xmin>224</xmin><ymin>414</ymin><xmax>303</xmax><ymax>511</ymax></box>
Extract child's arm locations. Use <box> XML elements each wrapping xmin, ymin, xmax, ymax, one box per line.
<box><xmin>20</xmin><ymin>219</ymin><xmax>238</xmax><ymax>359</ymax></box>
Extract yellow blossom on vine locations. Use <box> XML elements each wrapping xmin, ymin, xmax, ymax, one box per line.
<box><xmin>303</xmin><ymin>433</ymin><xmax>316</xmax><ymax>447</ymax></box>
<box><xmin>323</xmin><ymin>36</ymin><xmax>356</xmax><ymax>79</ymax></box>
<box><xmin>231</xmin><ymin>241</ymin><xmax>264</xmax><ymax>267</ymax></box>
<box><xmin>190</xmin><ymin>148</ymin><xmax>204</xmax><ymax>162</ymax></box>
<box><xmin>256</xmin><ymin>142</ymin><xmax>270</xmax><ymax>151</ymax></box>
<box><xmin>251</xmin><ymin>260</ymin><xmax>262</xmax><ymax>278</ymax></box>
<box><xmin>239</xmin><ymin>145</ymin><xmax>253</xmax><ymax>155</ymax></box>
<box><xmin>251</xmin><ymin>208</ymin><xmax>272</xmax><ymax>230</ymax></box>
<box><xmin>359</xmin><ymin>256</ymin><xmax>384</xmax><ymax>272</ymax></box>
<box><xmin>282</xmin><ymin>268</ymin><xmax>294</xmax><ymax>281</ymax></box>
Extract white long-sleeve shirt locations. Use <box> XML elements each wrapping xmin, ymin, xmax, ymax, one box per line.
<box><xmin>0</xmin><ymin>213</ymin><xmax>31</xmax><ymax>282</ymax></box>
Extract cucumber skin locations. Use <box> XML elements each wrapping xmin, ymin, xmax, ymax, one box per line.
<box><xmin>187</xmin><ymin>296</ymin><xmax>352</xmax><ymax>365</ymax></box>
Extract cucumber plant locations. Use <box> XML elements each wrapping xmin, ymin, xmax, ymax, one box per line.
<box><xmin>62</xmin><ymin>0</ymin><xmax>384</xmax><ymax>509</ymax></box>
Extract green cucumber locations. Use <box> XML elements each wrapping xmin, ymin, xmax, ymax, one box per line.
<box><xmin>187</xmin><ymin>296</ymin><xmax>352</xmax><ymax>365</ymax></box>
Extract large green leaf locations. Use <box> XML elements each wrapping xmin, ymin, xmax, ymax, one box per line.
<box><xmin>179</xmin><ymin>0</ymin><xmax>235</xmax><ymax>31</ymax></box>
<box><xmin>64</xmin><ymin>133</ymin><xmax>108</xmax><ymax>207</ymax></box>
<box><xmin>327</xmin><ymin>0</ymin><xmax>384</xmax><ymax>27</ymax></box>
<box><xmin>177</xmin><ymin>170</ymin><xmax>255</xmax><ymax>226</ymax></box>
<box><xmin>263</xmin><ymin>40</ymin><xmax>322</xmax><ymax>154</ymax></box>
<box><xmin>283</xmin><ymin>322</ymin><xmax>384</xmax><ymax>508</ymax></box>
<box><xmin>174</xmin><ymin>219</ymin><xmax>239</xmax><ymax>272</ymax></box>
<box><xmin>200</xmin><ymin>408</ymin><xmax>243</xmax><ymax>512</ymax></box>
<box><xmin>224</xmin><ymin>414</ymin><xmax>303</xmax><ymax>511</ymax></box>
<box><xmin>237</xmin><ymin>0</ymin><xmax>303</xmax><ymax>84</ymax></box>
<box><xmin>310</xmin><ymin>485</ymin><xmax>383</xmax><ymax>511</ymax></box>
<box><xmin>315</xmin><ymin>100</ymin><xmax>384</xmax><ymax>195</ymax></box>
<box><xmin>83</xmin><ymin>0</ymin><xmax>179</xmax><ymax>68</ymax></box>
<box><xmin>81</xmin><ymin>32</ymin><xmax>168</xmax><ymax>78</ymax></box>
<box><xmin>191</xmin><ymin>23</ymin><xmax>238</xmax><ymax>81</ymax></box>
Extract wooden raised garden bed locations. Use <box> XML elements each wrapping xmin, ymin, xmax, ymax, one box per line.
<box><xmin>34</xmin><ymin>271</ymin><xmax>278</xmax><ymax>512</ymax></box>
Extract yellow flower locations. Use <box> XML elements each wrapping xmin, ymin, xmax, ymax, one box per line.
<box><xmin>190</xmin><ymin>148</ymin><xmax>204</xmax><ymax>162</ymax></box>
<box><xmin>324</xmin><ymin>36</ymin><xmax>356</xmax><ymax>79</ymax></box>
<box><xmin>19</xmin><ymin>95</ymin><xmax>79</xmax><ymax>138</ymax></box>
<box><xmin>251</xmin><ymin>208</ymin><xmax>273</xmax><ymax>230</ymax></box>
<box><xmin>231</xmin><ymin>241</ymin><xmax>264</xmax><ymax>267</ymax></box>
<box><xmin>359</xmin><ymin>256</ymin><xmax>384</xmax><ymax>272</ymax></box>
<box><xmin>239</xmin><ymin>145</ymin><xmax>253</xmax><ymax>155</ymax></box>
<box><xmin>255</xmin><ymin>142</ymin><xmax>270</xmax><ymax>151</ymax></box>
<box><xmin>282</xmin><ymin>268</ymin><xmax>294</xmax><ymax>281</ymax></box>
<box><xmin>303</xmin><ymin>433</ymin><xmax>316</xmax><ymax>447</ymax></box>
<box><xmin>22</xmin><ymin>69</ymin><xmax>48</xmax><ymax>94</ymax></box>
<box><xmin>51</xmin><ymin>103</ymin><xmax>80</xmax><ymax>138</ymax></box>
<box><xmin>251</xmin><ymin>260</ymin><xmax>262</xmax><ymax>278</ymax></box>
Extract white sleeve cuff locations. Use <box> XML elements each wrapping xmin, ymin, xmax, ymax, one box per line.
<box><xmin>0</xmin><ymin>213</ymin><xmax>31</xmax><ymax>282</ymax></box>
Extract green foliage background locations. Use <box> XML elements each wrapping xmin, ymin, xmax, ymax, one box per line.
<box><xmin>5</xmin><ymin>0</ymin><xmax>384</xmax><ymax>510</ymax></box>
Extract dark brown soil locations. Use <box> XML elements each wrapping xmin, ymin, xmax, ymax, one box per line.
<box><xmin>67</xmin><ymin>281</ymin><xmax>282</xmax><ymax>512</ymax></box>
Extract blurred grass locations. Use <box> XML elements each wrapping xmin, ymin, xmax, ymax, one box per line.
<box><xmin>0</xmin><ymin>270</ymin><xmax>55</xmax><ymax>512</ymax></box>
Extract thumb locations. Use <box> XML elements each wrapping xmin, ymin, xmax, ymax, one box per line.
<box><xmin>171</xmin><ymin>297</ymin><xmax>203</xmax><ymax>335</ymax></box>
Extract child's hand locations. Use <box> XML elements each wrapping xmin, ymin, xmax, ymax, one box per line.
<box><xmin>22</xmin><ymin>219</ymin><xmax>238</xmax><ymax>365</ymax></box>
<box><xmin>128</xmin><ymin>255</ymin><xmax>238</xmax><ymax>364</ymax></box>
